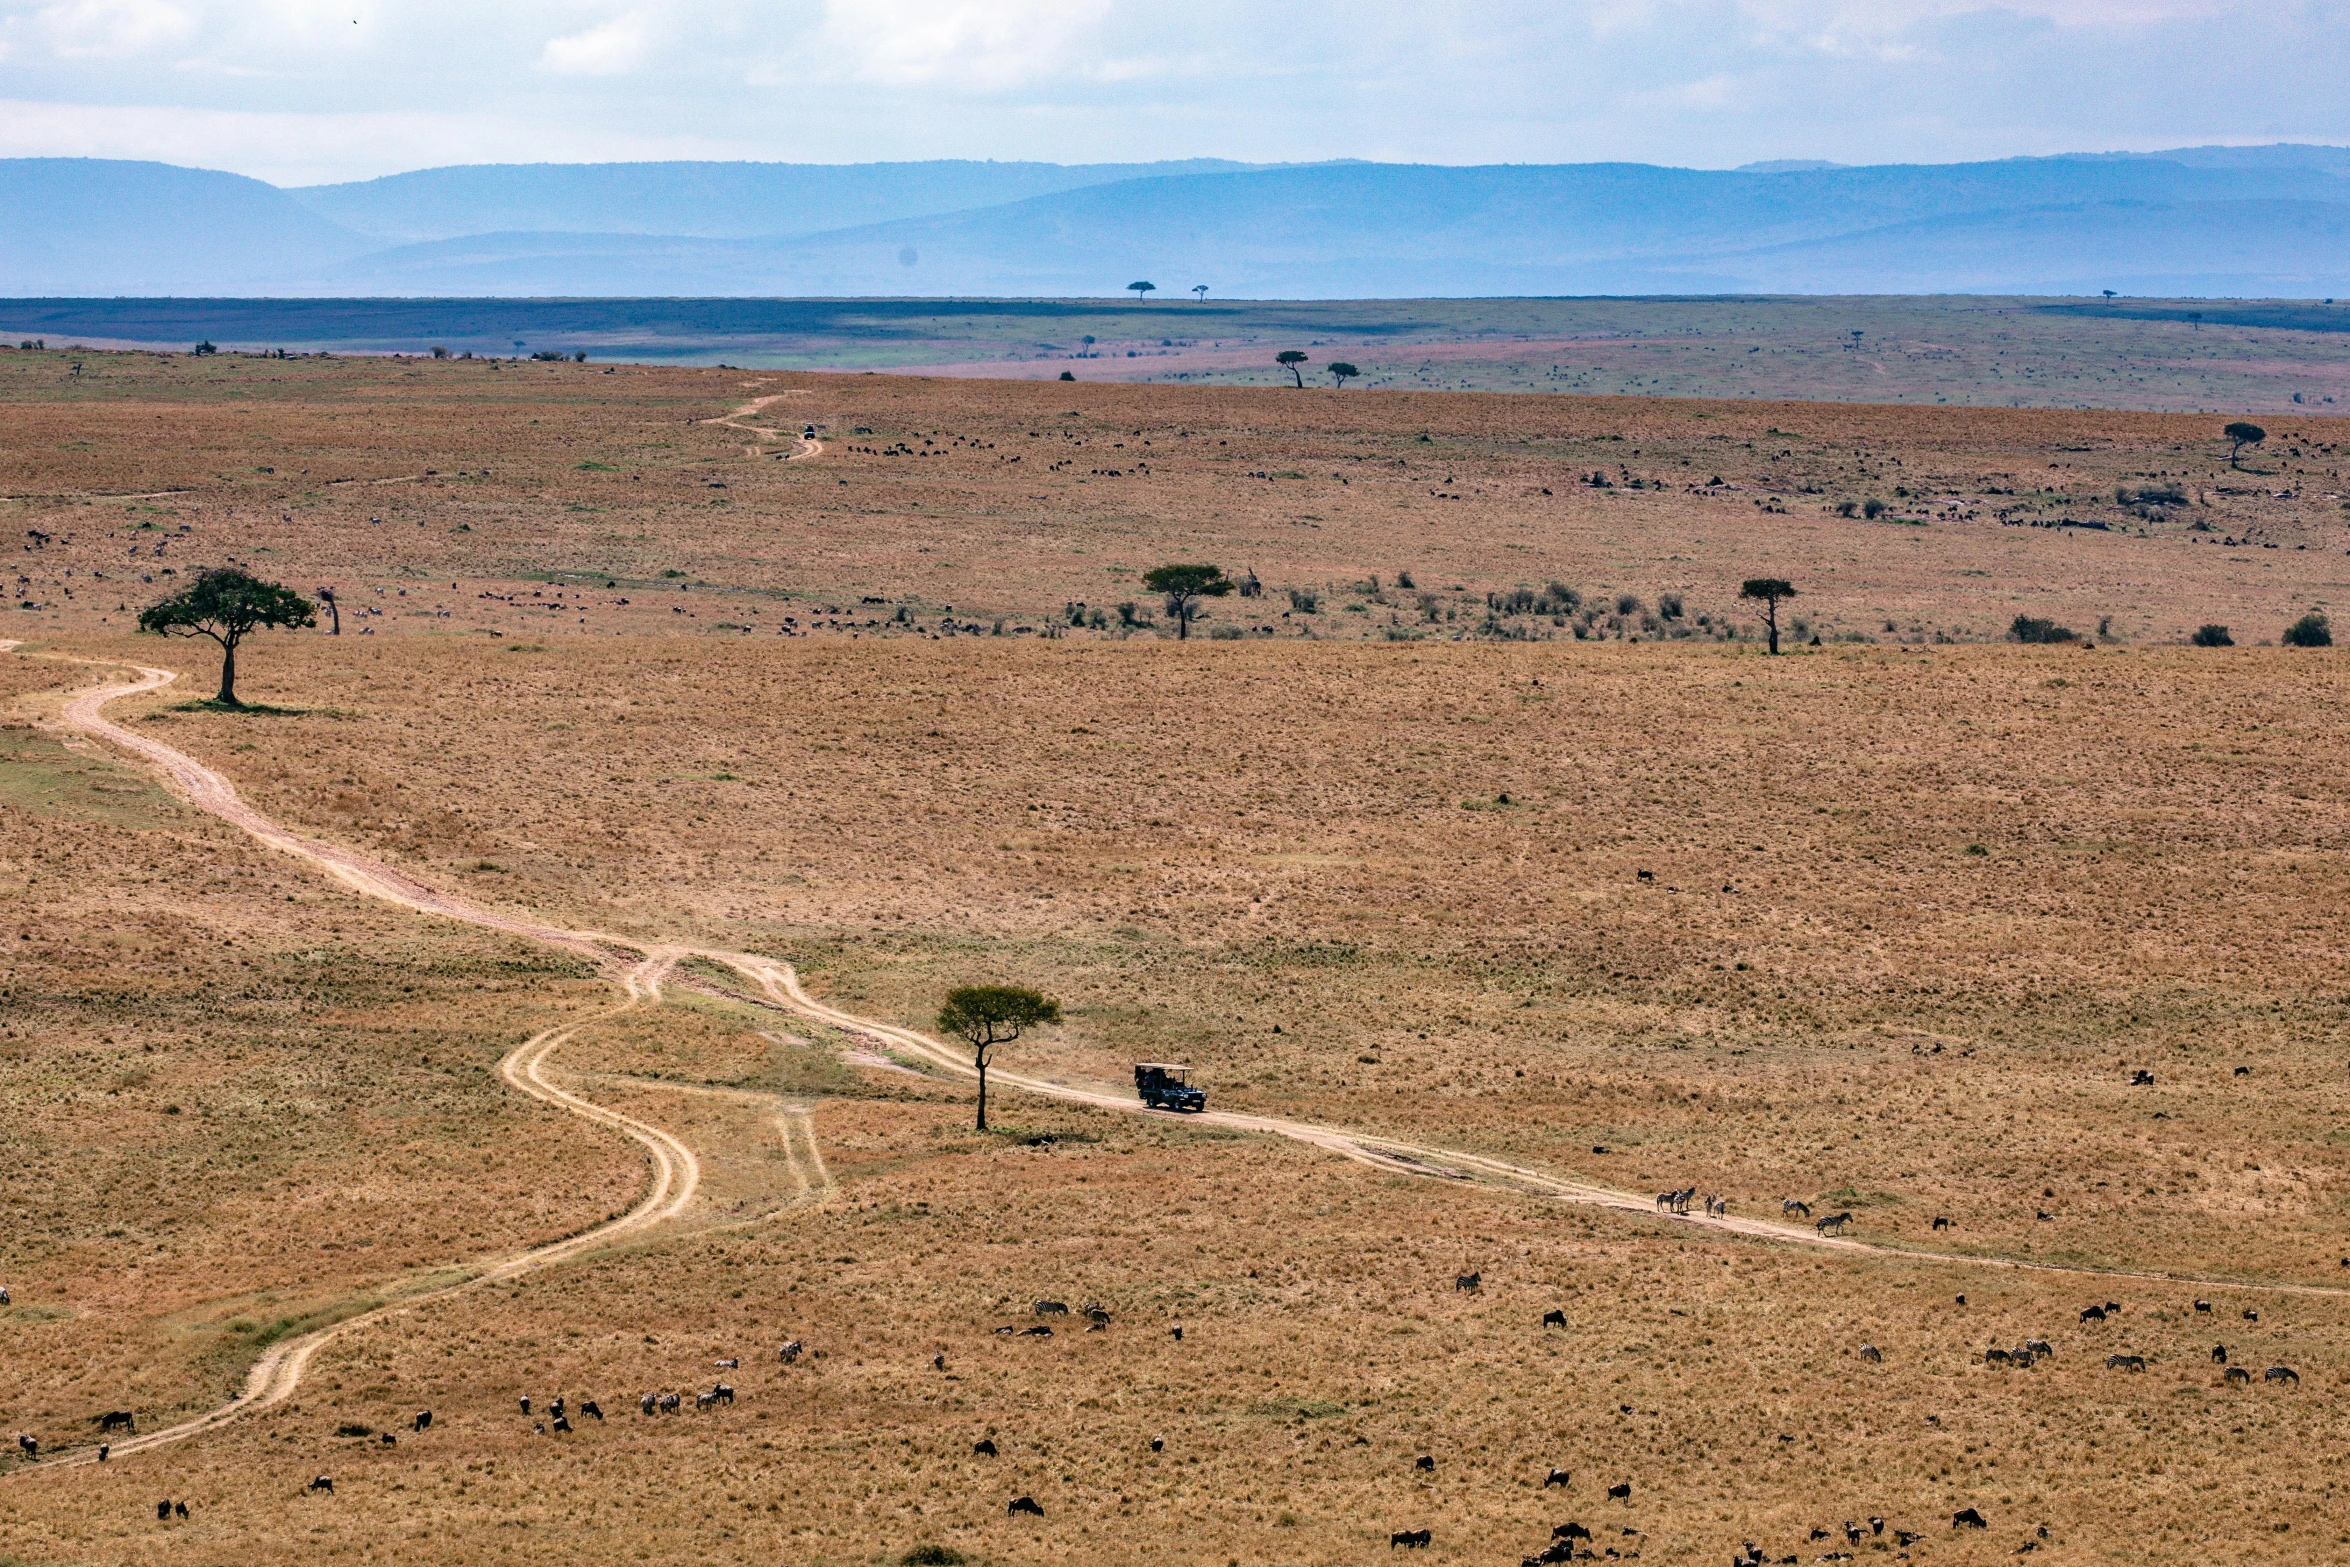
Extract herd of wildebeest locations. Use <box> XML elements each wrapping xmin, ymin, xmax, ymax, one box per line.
<box><xmin>0</xmin><ymin>1196</ymin><xmax>2320</xmax><ymax>1563</ymax></box>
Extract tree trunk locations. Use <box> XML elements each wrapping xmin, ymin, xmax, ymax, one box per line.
<box><xmin>974</xmin><ymin>1057</ymin><xmax>988</xmax><ymax>1132</ymax></box>
<box><xmin>1176</xmin><ymin>606</ymin><xmax>1190</xmax><ymax>640</ymax></box>
<box><xmin>1765</xmin><ymin>603</ymin><xmax>1779</xmax><ymax>655</ymax></box>
<box><xmin>216</xmin><ymin>637</ymin><xmax>240</xmax><ymax>705</ymax></box>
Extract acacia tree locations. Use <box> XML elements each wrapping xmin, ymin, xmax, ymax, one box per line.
<box><xmin>1129</xmin><ymin>280</ymin><xmax>1157</xmax><ymax>303</ymax></box>
<box><xmin>137</xmin><ymin>567</ymin><xmax>314</xmax><ymax>705</ymax></box>
<box><xmin>1327</xmin><ymin>361</ymin><xmax>1360</xmax><ymax>388</ymax></box>
<box><xmin>1143</xmin><ymin>563</ymin><xmax>1234</xmax><ymax>640</ymax></box>
<box><xmin>1192</xmin><ymin>284</ymin><xmax>1208</xmax><ymax>303</ymax></box>
<box><xmin>938</xmin><ymin>985</ymin><xmax>1061</xmax><ymax>1131</ymax></box>
<box><xmin>1276</xmin><ymin>350</ymin><xmax>1309</xmax><ymax>387</ymax></box>
<box><xmin>1740</xmin><ymin>577</ymin><xmax>1797</xmax><ymax>655</ymax></box>
<box><xmin>2225</xmin><ymin>421</ymin><xmax>2266</xmax><ymax>468</ymax></box>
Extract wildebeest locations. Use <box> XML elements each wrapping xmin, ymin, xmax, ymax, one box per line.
<box><xmin>548</xmin><ymin>1396</ymin><xmax>565</xmax><ymax>1419</ymax></box>
<box><xmin>2212</xmin><ymin>1344</ymin><xmax>2227</xmax><ymax>1363</ymax></box>
<box><xmin>15</xmin><ymin>1435</ymin><xmax>35</xmax><ymax>1459</ymax></box>
<box><xmin>1607</xmin><ymin>1482</ymin><xmax>1632</xmax><ymax>1502</ymax></box>
<box><xmin>518</xmin><ymin>1397</ymin><xmax>530</xmax><ymax>1415</ymax></box>
<box><xmin>1542</xmin><ymin>1309</ymin><xmax>1567</xmax><ymax>1329</ymax></box>
<box><xmin>639</xmin><ymin>1393</ymin><xmax>658</xmax><ymax>1415</ymax></box>
<box><xmin>658</xmin><ymin>1393</ymin><xmax>681</xmax><ymax>1414</ymax></box>
<box><xmin>379</xmin><ymin>1432</ymin><xmax>397</xmax><ymax>1446</ymax></box>
<box><xmin>1008</xmin><ymin>1495</ymin><xmax>1044</xmax><ymax>1517</ymax></box>
<box><xmin>1868</xmin><ymin>1517</ymin><xmax>1884</xmax><ymax>1536</ymax></box>
<box><xmin>2025</xmin><ymin>1339</ymin><xmax>2054</xmax><ymax>1360</ymax></box>
<box><xmin>1985</xmin><ymin>1347</ymin><xmax>2013</xmax><ymax>1366</ymax></box>
<box><xmin>1544</xmin><ymin>1468</ymin><xmax>1571</xmax><ymax>1488</ymax></box>
<box><xmin>1414</xmin><ymin>1455</ymin><xmax>1435</xmax><ymax>1472</ymax></box>
<box><xmin>580</xmin><ymin>1400</ymin><xmax>602</xmax><ymax>1421</ymax></box>
<box><xmin>2131</xmin><ymin>1069</ymin><xmax>2154</xmax><ymax>1086</ymax></box>
<box><xmin>2243</xmin><ymin>1308</ymin><xmax>2259</xmax><ymax>1321</ymax></box>
<box><xmin>1149</xmin><ymin>1435</ymin><xmax>1164</xmax><ymax>1452</ymax></box>
<box><xmin>1932</xmin><ymin>1216</ymin><xmax>1951</xmax><ymax>1231</ymax></box>
<box><xmin>157</xmin><ymin>1499</ymin><xmax>172</xmax><ymax>1520</ymax></box>
<box><xmin>2194</xmin><ymin>1299</ymin><xmax>2212</xmax><ymax>1313</ymax></box>
<box><xmin>1020</xmin><ymin>1325</ymin><xmax>1053</xmax><ymax>1337</ymax></box>
<box><xmin>97</xmin><ymin>1445</ymin><xmax>107</xmax><ymax>1462</ymax></box>
<box><xmin>1553</xmin><ymin>1521</ymin><xmax>1592</xmax><ymax>1541</ymax></box>
<box><xmin>1816</xmin><ymin>1212</ymin><xmax>1852</xmax><ymax>1235</ymax></box>
<box><xmin>711</xmin><ymin>1383</ymin><xmax>734</xmax><ymax>1404</ymax></box>
<box><xmin>1859</xmin><ymin>1344</ymin><xmax>1883</xmax><ymax>1363</ymax></box>
<box><xmin>99</xmin><ymin>1411</ymin><xmax>134</xmax><ymax>1434</ymax></box>
<box><xmin>1951</xmin><ymin>1507</ymin><xmax>1986</xmax><ymax>1529</ymax></box>
<box><xmin>174</xmin><ymin>1501</ymin><xmax>187</xmax><ymax>1519</ymax></box>
<box><xmin>551</xmin><ymin>1413</ymin><xmax>572</xmax><ymax>1433</ymax></box>
<box><xmin>1389</xmin><ymin>1528</ymin><xmax>1431</xmax><ymax>1548</ymax></box>
<box><xmin>1035</xmin><ymin>1299</ymin><xmax>1069</xmax><ymax>1316</ymax></box>
<box><xmin>780</xmin><ymin>1340</ymin><xmax>803</xmax><ymax>1363</ymax></box>
<box><xmin>715</xmin><ymin>1358</ymin><xmax>738</xmax><ymax>1369</ymax></box>
<box><xmin>1455</xmin><ymin>1272</ymin><xmax>1482</xmax><ymax>1292</ymax></box>
<box><xmin>1783</xmin><ymin>1199</ymin><xmax>1811</xmax><ymax>1218</ymax></box>
<box><xmin>2105</xmin><ymin>1301</ymin><xmax>2123</xmax><ymax>1315</ymax></box>
<box><xmin>310</xmin><ymin>1476</ymin><xmax>334</xmax><ymax>1493</ymax></box>
<box><xmin>2080</xmin><ymin>1305</ymin><xmax>2107</xmax><ymax>1323</ymax></box>
<box><xmin>2223</xmin><ymin>1366</ymin><xmax>2252</xmax><ymax>1386</ymax></box>
<box><xmin>973</xmin><ymin>1438</ymin><xmax>998</xmax><ymax>1456</ymax></box>
<box><xmin>1086</xmin><ymin>1307</ymin><xmax>1111</xmax><ymax>1328</ymax></box>
<box><xmin>414</xmin><ymin>1410</ymin><xmax>432</xmax><ymax>1432</ymax></box>
<box><xmin>2107</xmin><ymin>1354</ymin><xmax>2146</xmax><ymax>1372</ymax></box>
<box><xmin>2265</xmin><ymin>1365</ymin><xmax>2300</xmax><ymax>1384</ymax></box>
<box><xmin>0</xmin><ymin>1286</ymin><xmax>9</xmax><ymax>1304</ymax></box>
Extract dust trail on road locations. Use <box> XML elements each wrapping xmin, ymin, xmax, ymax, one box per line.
<box><xmin>10</xmin><ymin>641</ymin><xmax>2348</xmax><ymax>1468</ymax></box>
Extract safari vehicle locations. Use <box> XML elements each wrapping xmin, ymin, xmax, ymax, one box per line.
<box><xmin>1133</xmin><ymin>1063</ymin><xmax>1205</xmax><ymax>1113</ymax></box>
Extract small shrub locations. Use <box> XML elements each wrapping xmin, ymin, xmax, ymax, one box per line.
<box><xmin>1862</xmin><ymin>499</ymin><xmax>1887</xmax><ymax>520</ymax></box>
<box><xmin>2283</xmin><ymin>612</ymin><xmax>2332</xmax><ymax>648</ymax></box>
<box><xmin>2117</xmin><ymin>482</ymin><xmax>2186</xmax><ymax>506</ymax></box>
<box><xmin>1059</xmin><ymin>370</ymin><xmax>1076</xmax><ymax>381</ymax></box>
<box><xmin>2190</xmin><ymin>624</ymin><xmax>2233</xmax><ymax>647</ymax></box>
<box><xmin>1658</xmin><ymin>592</ymin><xmax>1684</xmax><ymax>620</ymax></box>
<box><xmin>1615</xmin><ymin>593</ymin><xmax>1642</xmax><ymax>616</ymax></box>
<box><xmin>2008</xmin><ymin>615</ymin><xmax>2079</xmax><ymax>644</ymax></box>
<box><xmin>1395</xmin><ymin>570</ymin><xmax>1415</xmax><ymax>589</ymax></box>
<box><xmin>901</xmin><ymin>1546</ymin><xmax>965</xmax><ymax>1566</ymax></box>
<box><xmin>1286</xmin><ymin>588</ymin><xmax>1318</xmax><ymax>613</ymax></box>
<box><xmin>1834</xmin><ymin>500</ymin><xmax>1858</xmax><ymax>517</ymax></box>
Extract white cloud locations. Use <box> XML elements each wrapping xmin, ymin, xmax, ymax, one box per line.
<box><xmin>816</xmin><ymin>0</ymin><xmax>1117</xmax><ymax>90</ymax></box>
<box><xmin>32</xmin><ymin>0</ymin><xmax>194</xmax><ymax>58</ymax></box>
<box><xmin>540</xmin><ymin>9</ymin><xmax>649</xmax><ymax>76</ymax></box>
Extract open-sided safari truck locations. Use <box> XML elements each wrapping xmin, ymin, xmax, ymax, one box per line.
<box><xmin>1133</xmin><ymin>1063</ymin><xmax>1205</xmax><ymax>1113</ymax></box>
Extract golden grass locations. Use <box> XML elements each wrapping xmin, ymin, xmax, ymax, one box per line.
<box><xmin>4</xmin><ymin>360</ymin><xmax>2349</xmax><ymax>1564</ymax></box>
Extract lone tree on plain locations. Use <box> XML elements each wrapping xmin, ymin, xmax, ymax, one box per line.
<box><xmin>137</xmin><ymin>567</ymin><xmax>314</xmax><ymax>706</ymax></box>
<box><xmin>1740</xmin><ymin>577</ymin><xmax>1797</xmax><ymax>654</ymax></box>
<box><xmin>2224</xmin><ymin>421</ymin><xmax>2266</xmax><ymax>468</ymax></box>
<box><xmin>1143</xmin><ymin>563</ymin><xmax>1234</xmax><ymax>640</ymax></box>
<box><xmin>1327</xmin><ymin>361</ymin><xmax>1360</xmax><ymax>388</ymax></box>
<box><xmin>1192</xmin><ymin>284</ymin><xmax>1208</xmax><ymax>303</ymax></box>
<box><xmin>938</xmin><ymin>985</ymin><xmax>1060</xmax><ymax>1131</ymax></box>
<box><xmin>1276</xmin><ymin>350</ymin><xmax>1309</xmax><ymax>387</ymax></box>
<box><xmin>1129</xmin><ymin>280</ymin><xmax>1157</xmax><ymax>303</ymax></box>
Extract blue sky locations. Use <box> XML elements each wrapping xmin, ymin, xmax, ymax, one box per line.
<box><xmin>0</xmin><ymin>1</ymin><xmax>2343</xmax><ymax>185</ymax></box>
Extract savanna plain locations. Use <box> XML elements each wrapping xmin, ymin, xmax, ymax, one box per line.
<box><xmin>4</xmin><ymin>344</ymin><xmax>2350</xmax><ymax>1567</ymax></box>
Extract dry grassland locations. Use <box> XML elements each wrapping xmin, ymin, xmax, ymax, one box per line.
<box><xmin>4</xmin><ymin>358</ymin><xmax>2350</xmax><ymax>1567</ymax></box>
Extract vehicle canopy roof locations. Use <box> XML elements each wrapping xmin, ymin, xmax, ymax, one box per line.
<box><xmin>1133</xmin><ymin>1062</ymin><xmax>1190</xmax><ymax>1073</ymax></box>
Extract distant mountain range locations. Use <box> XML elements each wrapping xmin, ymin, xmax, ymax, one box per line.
<box><xmin>7</xmin><ymin>147</ymin><xmax>2350</xmax><ymax>299</ymax></box>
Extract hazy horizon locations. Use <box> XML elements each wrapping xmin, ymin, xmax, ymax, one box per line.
<box><xmin>0</xmin><ymin>2</ymin><xmax>2344</xmax><ymax>186</ymax></box>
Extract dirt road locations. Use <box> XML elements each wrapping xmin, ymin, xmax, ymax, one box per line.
<box><xmin>9</xmin><ymin>641</ymin><xmax>2345</xmax><ymax>1467</ymax></box>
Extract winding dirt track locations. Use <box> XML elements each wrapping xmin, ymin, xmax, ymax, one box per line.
<box><xmin>11</xmin><ymin>643</ymin><xmax>2349</xmax><ymax>1467</ymax></box>
<box><xmin>704</xmin><ymin>392</ymin><xmax>822</xmax><ymax>461</ymax></box>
